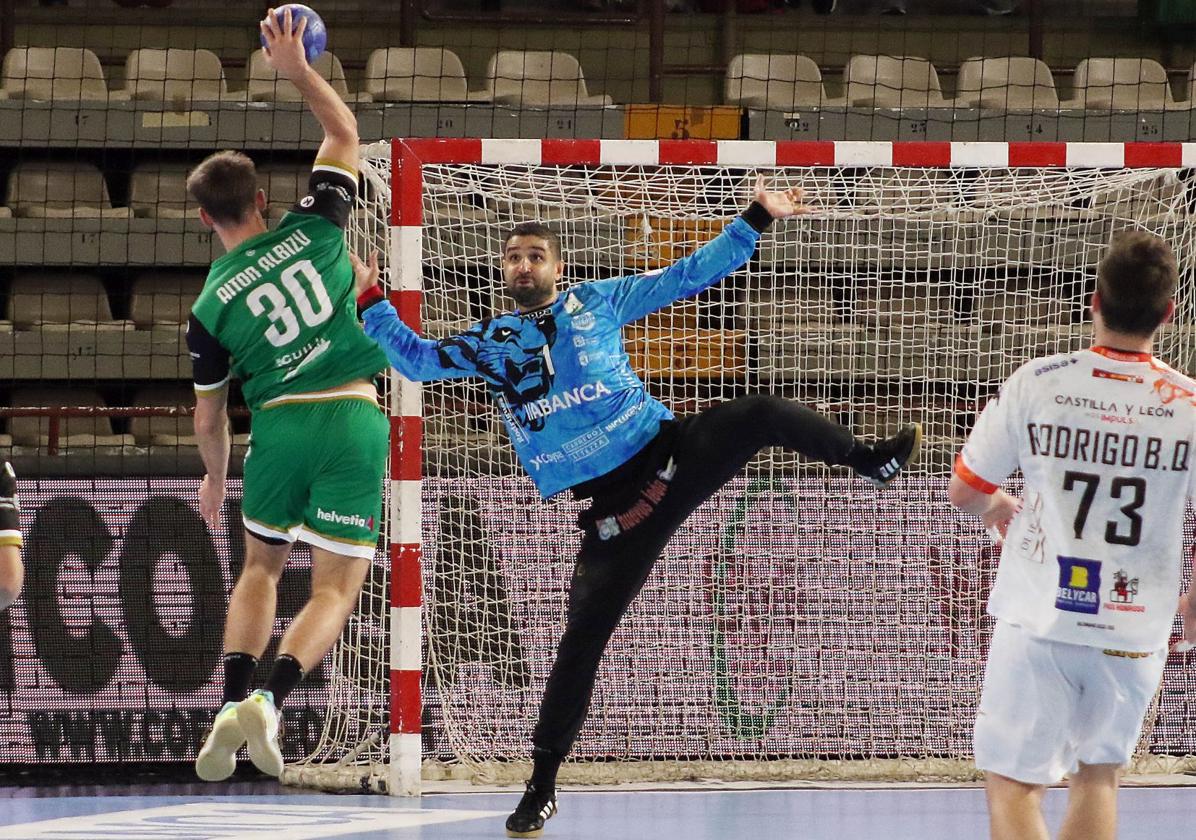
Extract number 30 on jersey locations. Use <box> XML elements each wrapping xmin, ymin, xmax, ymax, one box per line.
<box><xmin>245</xmin><ymin>259</ymin><xmax>334</xmax><ymax>347</ymax></box>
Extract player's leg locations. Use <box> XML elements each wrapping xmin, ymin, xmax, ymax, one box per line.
<box><xmin>0</xmin><ymin>462</ymin><xmax>23</xmax><ymax>610</ymax></box>
<box><xmin>974</xmin><ymin>621</ymin><xmax>1077</xmax><ymax>840</ymax></box>
<box><xmin>984</xmin><ymin>773</ymin><xmax>1050</xmax><ymax>840</ymax></box>
<box><xmin>197</xmin><ymin>408</ymin><xmax>307</xmax><ymax>781</ymax></box>
<box><xmin>1061</xmin><ymin>645</ymin><xmax>1166</xmax><ymax>840</ymax></box>
<box><xmin>670</xmin><ymin>394</ymin><xmax>918</xmax><ymax>500</ymax></box>
<box><xmin>1057</xmin><ymin>762</ymin><xmax>1119</xmax><ymax>840</ymax></box>
<box><xmin>197</xmin><ymin>532</ymin><xmax>293</xmax><ymax>781</ymax></box>
<box><xmin>508</xmin><ymin>523</ymin><xmax>671</xmax><ymax>837</ymax></box>
<box><xmin>224</xmin><ymin>534</ymin><xmax>291</xmax><ymax>658</ymax></box>
<box><xmin>237</xmin><ymin>396</ymin><xmax>387</xmax><ymax>777</ymax></box>
<box><xmin>238</xmin><ymin>545</ymin><xmax>372</xmax><ymax>777</ymax></box>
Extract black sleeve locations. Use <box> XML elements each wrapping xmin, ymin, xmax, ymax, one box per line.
<box><xmin>186</xmin><ymin>314</ymin><xmax>232</xmax><ymax>391</ymax></box>
<box><xmin>288</xmin><ymin>166</ymin><xmax>358</xmax><ymax>230</ymax></box>
<box><xmin>741</xmin><ymin>200</ymin><xmax>774</xmax><ymax>233</ymax></box>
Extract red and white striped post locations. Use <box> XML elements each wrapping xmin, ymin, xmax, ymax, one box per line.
<box><xmin>388</xmin><ymin>139</ymin><xmax>426</xmax><ymax>797</ymax></box>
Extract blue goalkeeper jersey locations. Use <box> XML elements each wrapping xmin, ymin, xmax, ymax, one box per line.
<box><xmin>363</xmin><ymin>214</ymin><xmax>764</xmax><ymax>498</ymax></box>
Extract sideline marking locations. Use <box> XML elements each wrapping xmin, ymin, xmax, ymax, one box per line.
<box><xmin>0</xmin><ymin>802</ymin><xmax>505</xmax><ymax>839</ymax></box>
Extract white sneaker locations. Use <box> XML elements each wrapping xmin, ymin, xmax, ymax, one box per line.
<box><xmin>195</xmin><ymin>701</ymin><xmax>245</xmax><ymax>782</ymax></box>
<box><xmin>237</xmin><ymin>689</ymin><xmax>284</xmax><ymax>777</ymax></box>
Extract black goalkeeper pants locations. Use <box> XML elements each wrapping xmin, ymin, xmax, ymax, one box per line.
<box><xmin>531</xmin><ymin>394</ymin><xmax>858</xmax><ymax>759</ymax></box>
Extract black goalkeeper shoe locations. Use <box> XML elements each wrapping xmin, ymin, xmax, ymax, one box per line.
<box><xmin>505</xmin><ymin>782</ymin><xmax>558</xmax><ymax>838</ymax></box>
<box><xmin>854</xmin><ymin>423</ymin><xmax>921</xmax><ymax>489</ymax></box>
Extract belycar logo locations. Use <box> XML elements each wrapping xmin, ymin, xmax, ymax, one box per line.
<box><xmin>1056</xmin><ymin>556</ymin><xmax>1101</xmax><ymax>615</ymax></box>
<box><xmin>316</xmin><ymin>507</ymin><xmax>372</xmax><ymax>530</ymax></box>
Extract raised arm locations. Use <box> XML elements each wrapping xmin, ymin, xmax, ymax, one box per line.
<box><xmin>260</xmin><ymin>7</ymin><xmax>358</xmax><ymax>174</ymax></box>
<box><xmin>600</xmin><ymin>175</ymin><xmax>809</xmax><ymax>325</ymax></box>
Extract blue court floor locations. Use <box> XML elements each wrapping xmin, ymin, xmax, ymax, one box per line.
<box><xmin>1</xmin><ymin>780</ymin><xmax>1194</xmax><ymax>839</ymax></box>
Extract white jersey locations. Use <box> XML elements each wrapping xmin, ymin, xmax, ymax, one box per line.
<box><xmin>956</xmin><ymin>345</ymin><xmax>1196</xmax><ymax>652</ymax></box>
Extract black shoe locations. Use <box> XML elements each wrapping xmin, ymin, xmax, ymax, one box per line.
<box><xmin>854</xmin><ymin>423</ymin><xmax>921</xmax><ymax>488</ymax></box>
<box><xmin>811</xmin><ymin>0</ymin><xmax>836</xmax><ymax>12</ymax></box>
<box><xmin>505</xmin><ymin>782</ymin><xmax>558</xmax><ymax>838</ymax></box>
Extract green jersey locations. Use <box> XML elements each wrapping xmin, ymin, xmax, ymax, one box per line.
<box><xmin>188</xmin><ymin>167</ymin><xmax>387</xmax><ymax>410</ymax></box>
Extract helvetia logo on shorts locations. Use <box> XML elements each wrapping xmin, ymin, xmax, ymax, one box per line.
<box><xmin>316</xmin><ymin>507</ymin><xmax>373</xmax><ymax>530</ymax></box>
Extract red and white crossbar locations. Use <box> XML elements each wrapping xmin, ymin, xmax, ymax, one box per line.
<box><xmin>382</xmin><ymin>136</ymin><xmax>1195</xmax><ymax>795</ymax></box>
<box><xmin>391</xmin><ymin>138</ymin><xmax>1196</xmax><ymax>172</ymax></box>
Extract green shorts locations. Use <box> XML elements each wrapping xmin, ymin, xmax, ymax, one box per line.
<box><xmin>241</xmin><ymin>395</ymin><xmax>389</xmax><ymax>559</ymax></box>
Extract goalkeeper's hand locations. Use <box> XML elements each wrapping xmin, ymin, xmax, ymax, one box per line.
<box><xmin>352</xmin><ymin>250</ymin><xmax>386</xmax><ymax>315</ymax></box>
<box><xmin>350</xmin><ymin>250</ymin><xmax>380</xmax><ymax>296</ymax></box>
<box><xmin>753</xmin><ymin>174</ymin><xmax>810</xmax><ymax>219</ymax></box>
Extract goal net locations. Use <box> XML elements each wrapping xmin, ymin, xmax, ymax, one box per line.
<box><xmin>286</xmin><ymin>139</ymin><xmax>1196</xmax><ymax>793</ymax></box>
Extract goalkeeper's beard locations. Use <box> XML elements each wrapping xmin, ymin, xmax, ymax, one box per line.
<box><xmin>509</xmin><ymin>277</ymin><xmax>557</xmax><ymax>311</ymax></box>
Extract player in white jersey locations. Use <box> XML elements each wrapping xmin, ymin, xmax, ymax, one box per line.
<box><xmin>949</xmin><ymin>230</ymin><xmax>1196</xmax><ymax>840</ymax></box>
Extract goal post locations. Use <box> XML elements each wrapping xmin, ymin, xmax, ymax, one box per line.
<box><xmin>284</xmin><ymin>139</ymin><xmax>1196</xmax><ymax>795</ymax></box>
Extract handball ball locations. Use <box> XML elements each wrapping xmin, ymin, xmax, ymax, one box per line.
<box><xmin>261</xmin><ymin>4</ymin><xmax>327</xmax><ymax>64</ymax></box>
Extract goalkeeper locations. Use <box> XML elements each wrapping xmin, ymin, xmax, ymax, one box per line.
<box><xmin>356</xmin><ymin>179</ymin><xmax>920</xmax><ymax>838</ymax></box>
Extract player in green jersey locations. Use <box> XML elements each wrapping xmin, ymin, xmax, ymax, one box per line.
<box><xmin>189</xmin><ymin>7</ymin><xmax>388</xmax><ymax>782</ymax></box>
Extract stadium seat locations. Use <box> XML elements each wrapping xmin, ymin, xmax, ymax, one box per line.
<box><xmin>6</xmin><ymin>161</ymin><xmax>132</xmax><ymax>219</ymax></box>
<box><xmin>1086</xmin><ymin>169</ymin><xmax>1188</xmax><ymax>217</ymax></box>
<box><xmin>0</xmin><ymin>47</ymin><xmax>125</xmax><ymax>101</ymax></box>
<box><xmin>974</xmin><ymin>286</ymin><xmax>1060</xmax><ymax>326</ymax></box>
<box><xmin>746</xmin><ymin>284</ymin><xmax>839</xmax><ymax>326</ymax></box>
<box><xmin>121</xmin><ymin>48</ymin><xmax>245</xmax><ymax>104</ymax></box>
<box><xmin>856</xmin><ymin>282</ymin><xmax>954</xmax><ymax>327</ymax></box>
<box><xmin>363</xmin><ymin>47</ymin><xmax>489</xmax><ymax>103</ymax></box>
<box><xmin>130</xmin><ymin>382</ymin><xmax>197</xmax><ymax>447</ymax></box>
<box><xmin>484</xmin><ymin>50</ymin><xmax>612</xmax><ymax>107</ymax></box>
<box><xmin>724</xmin><ymin>54</ymin><xmax>843</xmax><ymax>109</ymax></box>
<box><xmin>1065</xmin><ymin>57</ymin><xmax>1178</xmax><ymax>110</ymax></box>
<box><xmin>256</xmin><ymin>163</ymin><xmax>308</xmax><ymax>221</ymax></box>
<box><xmin>129</xmin><ymin>272</ymin><xmax>206</xmax><ymax>329</ymax></box>
<box><xmin>844</xmin><ymin>55</ymin><xmax>950</xmax><ymax>108</ymax></box>
<box><xmin>850</xmin><ymin>167</ymin><xmax>947</xmax><ymax>212</ymax></box>
<box><xmin>9</xmin><ymin>387</ymin><xmax>134</xmax><ymax>449</ymax></box>
<box><xmin>954</xmin><ymin>56</ymin><xmax>1060</xmax><ymax>109</ymax></box>
<box><xmin>247</xmin><ymin>50</ymin><xmax>363</xmax><ymax>102</ymax></box>
<box><xmin>7</xmin><ymin>272</ymin><xmax>131</xmax><ymax>330</ymax></box>
<box><xmin>129</xmin><ymin>162</ymin><xmax>196</xmax><ymax>219</ymax></box>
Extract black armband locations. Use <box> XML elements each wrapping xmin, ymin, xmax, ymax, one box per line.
<box><xmin>741</xmin><ymin>201</ymin><xmax>774</xmax><ymax>233</ymax></box>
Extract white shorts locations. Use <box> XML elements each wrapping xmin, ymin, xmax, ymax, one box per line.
<box><xmin>973</xmin><ymin>620</ymin><xmax>1166</xmax><ymax>785</ymax></box>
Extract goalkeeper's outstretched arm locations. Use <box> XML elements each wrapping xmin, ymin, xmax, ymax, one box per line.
<box><xmin>599</xmin><ymin>175</ymin><xmax>810</xmax><ymax>325</ymax></box>
<box><xmin>352</xmin><ymin>251</ymin><xmax>478</xmax><ymax>384</ymax></box>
